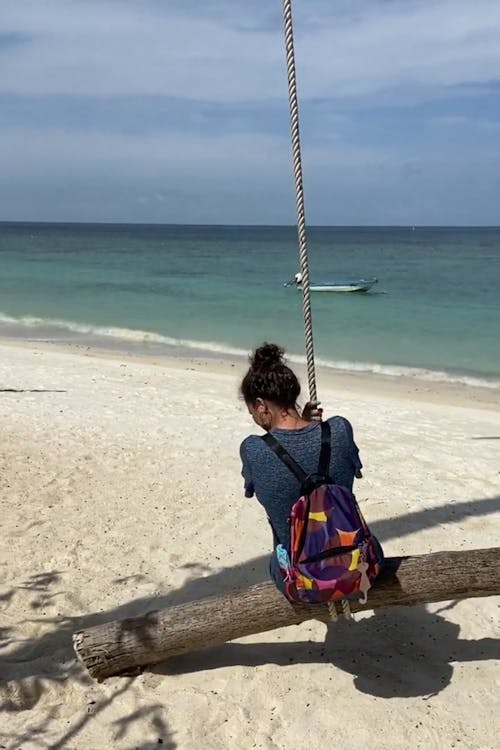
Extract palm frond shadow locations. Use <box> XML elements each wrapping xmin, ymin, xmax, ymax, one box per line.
<box><xmin>1</xmin><ymin>583</ymin><xmax>175</xmax><ymax>747</ymax></box>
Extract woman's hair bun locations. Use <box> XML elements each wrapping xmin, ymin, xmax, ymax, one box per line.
<box><xmin>240</xmin><ymin>341</ymin><xmax>300</xmax><ymax>406</ymax></box>
<box><xmin>250</xmin><ymin>342</ymin><xmax>285</xmax><ymax>370</ymax></box>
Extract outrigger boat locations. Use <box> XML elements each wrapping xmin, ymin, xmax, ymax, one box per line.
<box><xmin>285</xmin><ymin>274</ymin><xmax>378</xmax><ymax>293</ymax></box>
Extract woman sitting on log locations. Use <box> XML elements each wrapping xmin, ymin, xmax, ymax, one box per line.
<box><xmin>239</xmin><ymin>342</ymin><xmax>369</xmax><ymax>598</ymax></box>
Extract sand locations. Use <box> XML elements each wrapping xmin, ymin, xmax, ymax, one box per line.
<box><xmin>1</xmin><ymin>340</ymin><xmax>499</xmax><ymax>750</ymax></box>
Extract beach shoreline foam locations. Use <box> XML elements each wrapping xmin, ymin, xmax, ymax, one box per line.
<box><xmin>1</xmin><ymin>313</ymin><xmax>500</xmax><ymax>392</ymax></box>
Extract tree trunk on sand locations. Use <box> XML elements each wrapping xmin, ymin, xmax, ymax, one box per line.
<box><xmin>73</xmin><ymin>547</ymin><xmax>500</xmax><ymax>681</ymax></box>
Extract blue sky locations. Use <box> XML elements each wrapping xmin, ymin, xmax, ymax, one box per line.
<box><xmin>1</xmin><ymin>0</ymin><xmax>499</xmax><ymax>224</ymax></box>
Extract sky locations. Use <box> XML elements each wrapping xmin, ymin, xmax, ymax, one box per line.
<box><xmin>1</xmin><ymin>0</ymin><xmax>500</xmax><ymax>225</ymax></box>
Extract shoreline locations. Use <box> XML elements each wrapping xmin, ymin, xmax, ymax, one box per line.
<box><xmin>1</xmin><ymin>335</ymin><xmax>499</xmax><ymax>412</ymax></box>
<box><xmin>1</xmin><ymin>314</ymin><xmax>499</xmax><ymax>393</ymax></box>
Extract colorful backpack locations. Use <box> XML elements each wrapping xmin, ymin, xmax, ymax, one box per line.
<box><xmin>262</xmin><ymin>421</ymin><xmax>383</xmax><ymax>605</ymax></box>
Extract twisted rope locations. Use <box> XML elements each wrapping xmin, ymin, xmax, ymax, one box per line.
<box><xmin>282</xmin><ymin>0</ymin><xmax>352</xmax><ymax>621</ymax></box>
<box><xmin>282</xmin><ymin>0</ymin><xmax>317</xmax><ymax>403</ymax></box>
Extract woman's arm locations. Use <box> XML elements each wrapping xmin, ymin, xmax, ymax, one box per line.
<box><xmin>239</xmin><ymin>440</ymin><xmax>255</xmax><ymax>497</ymax></box>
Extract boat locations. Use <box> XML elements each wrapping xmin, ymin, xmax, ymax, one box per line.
<box><xmin>285</xmin><ymin>276</ymin><xmax>378</xmax><ymax>293</ymax></box>
<box><xmin>308</xmin><ymin>278</ymin><xmax>377</xmax><ymax>293</ymax></box>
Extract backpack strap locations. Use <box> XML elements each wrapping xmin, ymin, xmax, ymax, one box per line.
<box><xmin>318</xmin><ymin>420</ymin><xmax>332</xmax><ymax>477</ymax></box>
<box><xmin>262</xmin><ymin>421</ymin><xmax>332</xmax><ymax>483</ymax></box>
<box><xmin>261</xmin><ymin>432</ymin><xmax>307</xmax><ymax>484</ymax></box>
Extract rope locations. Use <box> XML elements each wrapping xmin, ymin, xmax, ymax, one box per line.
<box><xmin>341</xmin><ymin>598</ymin><xmax>353</xmax><ymax>621</ymax></box>
<box><xmin>282</xmin><ymin>0</ymin><xmax>352</xmax><ymax>621</ymax></box>
<box><xmin>327</xmin><ymin>602</ymin><xmax>338</xmax><ymax>622</ymax></box>
<box><xmin>282</xmin><ymin>0</ymin><xmax>317</xmax><ymax>403</ymax></box>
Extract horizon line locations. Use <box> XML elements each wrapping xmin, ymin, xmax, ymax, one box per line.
<box><xmin>1</xmin><ymin>220</ymin><xmax>500</xmax><ymax>230</ymax></box>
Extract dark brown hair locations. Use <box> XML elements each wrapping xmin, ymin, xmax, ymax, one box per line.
<box><xmin>240</xmin><ymin>342</ymin><xmax>301</xmax><ymax>408</ymax></box>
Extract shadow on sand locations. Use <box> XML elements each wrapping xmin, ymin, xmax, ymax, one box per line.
<box><xmin>157</xmin><ymin>602</ymin><xmax>499</xmax><ymax>699</ymax></box>
<box><xmin>1</xmin><ymin>493</ymin><xmax>499</xmax><ymax>745</ymax></box>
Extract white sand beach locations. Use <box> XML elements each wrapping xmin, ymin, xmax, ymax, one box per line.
<box><xmin>1</xmin><ymin>340</ymin><xmax>499</xmax><ymax>750</ymax></box>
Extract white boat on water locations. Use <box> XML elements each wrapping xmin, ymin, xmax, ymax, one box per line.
<box><xmin>285</xmin><ymin>273</ymin><xmax>378</xmax><ymax>293</ymax></box>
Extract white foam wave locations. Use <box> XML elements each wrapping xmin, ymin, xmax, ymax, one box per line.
<box><xmin>1</xmin><ymin>311</ymin><xmax>499</xmax><ymax>390</ymax></box>
<box><xmin>289</xmin><ymin>353</ymin><xmax>500</xmax><ymax>390</ymax></box>
<box><xmin>0</xmin><ymin>311</ymin><xmax>249</xmax><ymax>357</ymax></box>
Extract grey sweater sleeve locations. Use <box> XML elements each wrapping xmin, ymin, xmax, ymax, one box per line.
<box><xmin>239</xmin><ymin>439</ymin><xmax>255</xmax><ymax>498</ymax></box>
<box><xmin>341</xmin><ymin>417</ymin><xmax>363</xmax><ymax>478</ymax></box>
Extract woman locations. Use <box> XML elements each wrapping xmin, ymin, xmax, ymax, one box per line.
<box><xmin>239</xmin><ymin>342</ymin><xmax>363</xmax><ymax>593</ymax></box>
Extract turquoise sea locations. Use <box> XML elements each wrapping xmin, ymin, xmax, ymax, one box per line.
<box><xmin>0</xmin><ymin>222</ymin><xmax>499</xmax><ymax>387</ymax></box>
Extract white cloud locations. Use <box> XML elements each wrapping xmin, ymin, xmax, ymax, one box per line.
<box><xmin>1</xmin><ymin>0</ymin><xmax>499</xmax><ymax>102</ymax></box>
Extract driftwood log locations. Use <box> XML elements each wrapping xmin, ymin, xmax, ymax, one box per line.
<box><xmin>74</xmin><ymin>547</ymin><xmax>500</xmax><ymax>681</ymax></box>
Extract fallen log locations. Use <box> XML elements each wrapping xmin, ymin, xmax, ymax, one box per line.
<box><xmin>74</xmin><ymin>547</ymin><xmax>500</xmax><ymax>681</ymax></box>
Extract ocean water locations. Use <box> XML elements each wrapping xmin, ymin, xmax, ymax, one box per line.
<box><xmin>0</xmin><ymin>222</ymin><xmax>499</xmax><ymax>387</ymax></box>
